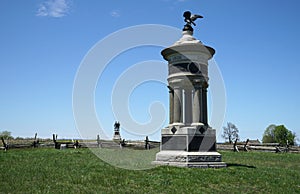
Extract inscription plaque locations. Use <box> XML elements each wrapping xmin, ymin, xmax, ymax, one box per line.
<box><xmin>162</xmin><ymin>136</ymin><xmax>187</xmax><ymax>150</ymax></box>
<box><xmin>188</xmin><ymin>136</ymin><xmax>216</xmax><ymax>151</ymax></box>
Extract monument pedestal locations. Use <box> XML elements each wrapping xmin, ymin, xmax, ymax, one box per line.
<box><xmin>153</xmin><ymin>125</ymin><xmax>226</xmax><ymax>168</ymax></box>
<box><xmin>153</xmin><ymin>12</ymin><xmax>226</xmax><ymax>168</ymax></box>
<box><xmin>112</xmin><ymin>134</ymin><xmax>121</xmax><ymax>141</ymax></box>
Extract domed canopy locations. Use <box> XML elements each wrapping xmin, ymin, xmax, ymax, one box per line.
<box><xmin>161</xmin><ymin>30</ymin><xmax>215</xmax><ymax>61</ymax></box>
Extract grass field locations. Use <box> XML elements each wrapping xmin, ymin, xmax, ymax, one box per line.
<box><xmin>0</xmin><ymin>148</ymin><xmax>299</xmax><ymax>193</ymax></box>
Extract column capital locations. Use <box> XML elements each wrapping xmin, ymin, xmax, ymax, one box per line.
<box><xmin>202</xmin><ymin>82</ymin><xmax>209</xmax><ymax>88</ymax></box>
<box><xmin>184</xmin><ymin>87</ymin><xmax>193</xmax><ymax>92</ymax></box>
<box><xmin>167</xmin><ymin>85</ymin><xmax>174</xmax><ymax>92</ymax></box>
<box><xmin>181</xmin><ymin>79</ymin><xmax>194</xmax><ymax>90</ymax></box>
<box><xmin>193</xmin><ymin>79</ymin><xmax>208</xmax><ymax>88</ymax></box>
<box><xmin>169</xmin><ymin>78</ymin><xmax>183</xmax><ymax>89</ymax></box>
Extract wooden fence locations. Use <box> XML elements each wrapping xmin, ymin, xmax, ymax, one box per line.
<box><xmin>1</xmin><ymin>139</ymin><xmax>299</xmax><ymax>153</ymax></box>
<box><xmin>217</xmin><ymin>143</ymin><xmax>300</xmax><ymax>153</ymax></box>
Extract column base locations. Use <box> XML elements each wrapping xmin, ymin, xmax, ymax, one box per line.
<box><xmin>191</xmin><ymin>122</ymin><xmax>205</xmax><ymax>126</ymax></box>
<box><xmin>169</xmin><ymin>122</ymin><xmax>185</xmax><ymax>127</ymax></box>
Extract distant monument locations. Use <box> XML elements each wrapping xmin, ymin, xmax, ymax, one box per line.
<box><xmin>113</xmin><ymin>121</ymin><xmax>122</xmax><ymax>141</ymax></box>
<box><xmin>153</xmin><ymin>11</ymin><xmax>226</xmax><ymax>168</ymax></box>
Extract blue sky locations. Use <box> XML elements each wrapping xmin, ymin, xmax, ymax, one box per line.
<box><xmin>1</xmin><ymin>0</ymin><xmax>300</xmax><ymax>143</ymax></box>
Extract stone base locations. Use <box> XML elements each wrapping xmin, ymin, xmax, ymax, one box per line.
<box><xmin>153</xmin><ymin>151</ymin><xmax>226</xmax><ymax>168</ymax></box>
<box><xmin>154</xmin><ymin>125</ymin><xmax>226</xmax><ymax>168</ymax></box>
<box><xmin>112</xmin><ymin>135</ymin><xmax>121</xmax><ymax>141</ymax></box>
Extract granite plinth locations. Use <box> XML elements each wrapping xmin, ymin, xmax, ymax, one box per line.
<box><xmin>112</xmin><ymin>134</ymin><xmax>121</xmax><ymax>141</ymax></box>
<box><xmin>153</xmin><ymin>151</ymin><xmax>226</xmax><ymax>168</ymax></box>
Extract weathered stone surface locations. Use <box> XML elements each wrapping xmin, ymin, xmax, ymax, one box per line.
<box><xmin>153</xmin><ymin>151</ymin><xmax>226</xmax><ymax>168</ymax></box>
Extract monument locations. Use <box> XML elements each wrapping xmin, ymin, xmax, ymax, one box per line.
<box><xmin>153</xmin><ymin>11</ymin><xmax>226</xmax><ymax>168</ymax></box>
<box><xmin>112</xmin><ymin>121</ymin><xmax>122</xmax><ymax>141</ymax></box>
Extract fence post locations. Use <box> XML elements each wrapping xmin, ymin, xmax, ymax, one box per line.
<box><xmin>53</xmin><ymin>134</ymin><xmax>59</xmax><ymax>149</ymax></box>
<box><xmin>97</xmin><ymin>135</ymin><xmax>101</xmax><ymax>148</ymax></box>
<box><xmin>233</xmin><ymin>139</ymin><xmax>239</xmax><ymax>152</ymax></box>
<box><xmin>1</xmin><ymin>137</ymin><xmax>8</xmax><ymax>151</ymax></box>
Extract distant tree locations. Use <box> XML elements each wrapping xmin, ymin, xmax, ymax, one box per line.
<box><xmin>0</xmin><ymin>130</ymin><xmax>13</xmax><ymax>140</ymax></box>
<box><xmin>262</xmin><ymin>124</ymin><xmax>296</xmax><ymax>146</ymax></box>
<box><xmin>262</xmin><ymin>124</ymin><xmax>276</xmax><ymax>143</ymax></box>
<box><xmin>15</xmin><ymin>136</ymin><xmax>24</xmax><ymax>140</ymax></box>
<box><xmin>222</xmin><ymin>122</ymin><xmax>239</xmax><ymax>144</ymax></box>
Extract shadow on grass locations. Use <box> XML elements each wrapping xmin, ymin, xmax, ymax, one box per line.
<box><xmin>226</xmin><ymin>163</ymin><xmax>256</xmax><ymax>169</ymax></box>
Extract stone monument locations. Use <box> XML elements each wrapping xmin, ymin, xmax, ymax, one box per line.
<box><xmin>112</xmin><ymin>121</ymin><xmax>122</xmax><ymax>141</ymax></box>
<box><xmin>153</xmin><ymin>11</ymin><xmax>226</xmax><ymax>168</ymax></box>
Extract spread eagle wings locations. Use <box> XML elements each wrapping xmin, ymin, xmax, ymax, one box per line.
<box><xmin>190</xmin><ymin>14</ymin><xmax>203</xmax><ymax>21</ymax></box>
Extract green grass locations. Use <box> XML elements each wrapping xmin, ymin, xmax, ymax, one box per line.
<box><xmin>0</xmin><ymin>148</ymin><xmax>299</xmax><ymax>193</ymax></box>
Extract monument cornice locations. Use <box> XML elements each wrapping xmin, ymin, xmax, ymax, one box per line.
<box><xmin>161</xmin><ymin>42</ymin><xmax>215</xmax><ymax>61</ymax></box>
<box><xmin>167</xmin><ymin>73</ymin><xmax>208</xmax><ymax>81</ymax></box>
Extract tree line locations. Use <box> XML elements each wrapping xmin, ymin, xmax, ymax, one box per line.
<box><xmin>222</xmin><ymin>122</ymin><xmax>297</xmax><ymax>146</ymax></box>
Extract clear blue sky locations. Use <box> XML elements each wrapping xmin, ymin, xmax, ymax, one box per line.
<box><xmin>1</xmin><ymin>0</ymin><xmax>300</xmax><ymax>143</ymax></box>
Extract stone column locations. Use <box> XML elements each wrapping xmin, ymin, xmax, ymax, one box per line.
<box><xmin>173</xmin><ymin>87</ymin><xmax>183</xmax><ymax>124</ymax></box>
<box><xmin>184</xmin><ymin>88</ymin><xmax>192</xmax><ymax>125</ymax></box>
<box><xmin>192</xmin><ymin>85</ymin><xmax>202</xmax><ymax>124</ymax></box>
<box><xmin>202</xmin><ymin>87</ymin><xmax>208</xmax><ymax>125</ymax></box>
<box><xmin>168</xmin><ymin>86</ymin><xmax>174</xmax><ymax>124</ymax></box>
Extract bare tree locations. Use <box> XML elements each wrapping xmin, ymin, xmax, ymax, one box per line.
<box><xmin>222</xmin><ymin>122</ymin><xmax>239</xmax><ymax>144</ymax></box>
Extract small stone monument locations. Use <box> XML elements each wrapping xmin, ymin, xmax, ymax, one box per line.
<box><xmin>153</xmin><ymin>11</ymin><xmax>226</xmax><ymax>168</ymax></box>
<box><xmin>112</xmin><ymin>121</ymin><xmax>122</xmax><ymax>141</ymax></box>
